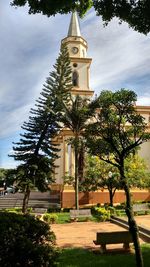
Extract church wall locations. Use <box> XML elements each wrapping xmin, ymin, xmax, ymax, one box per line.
<box><xmin>139</xmin><ymin>141</ymin><xmax>150</xmax><ymax>169</ymax></box>
<box><xmin>54</xmin><ymin>142</ymin><xmax>64</xmax><ymax>184</ymax></box>
<box><xmin>76</xmin><ymin>62</ymin><xmax>89</xmax><ymax>90</ymax></box>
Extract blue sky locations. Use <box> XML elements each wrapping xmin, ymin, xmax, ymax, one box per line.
<box><xmin>1</xmin><ymin>1</ymin><xmax>150</xmax><ymax>169</ymax></box>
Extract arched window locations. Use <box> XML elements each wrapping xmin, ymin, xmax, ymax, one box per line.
<box><xmin>72</xmin><ymin>71</ymin><xmax>79</xmax><ymax>86</ymax></box>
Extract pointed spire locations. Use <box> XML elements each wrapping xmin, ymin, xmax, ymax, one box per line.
<box><xmin>68</xmin><ymin>12</ymin><xmax>81</xmax><ymax>37</ymax></box>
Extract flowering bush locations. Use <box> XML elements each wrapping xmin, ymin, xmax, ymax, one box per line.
<box><xmin>93</xmin><ymin>207</ymin><xmax>110</xmax><ymax>221</ymax></box>
<box><xmin>43</xmin><ymin>213</ymin><xmax>58</xmax><ymax>224</ymax></box>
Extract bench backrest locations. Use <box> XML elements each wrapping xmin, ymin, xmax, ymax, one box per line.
<box><xmin>33</xmin><ymin>208</ymin><xmax>47</xmax><ymax>214</ymax></box>
<box><xmin>133</xmin><ymin>203</ymin><xmax>149</xmax><ymax>212</ymax></box>
<box><xmin>97</xmin><ymin>231</ymin><xmax>132</xmax><ymax>244</ymax></box>
<box><xmin>70</xmin><ymin>209</ymin><xmax>91</xmax><ymax>217</ymax></box>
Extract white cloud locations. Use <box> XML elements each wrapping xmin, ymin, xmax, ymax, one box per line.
<box><xmin>137</xmin><ymin>95</ymin><xmax>150</xmax><ymax>106</ymax></box>
<box><xmin>82</xmin><ymin>16</ymin><xmax>150</xmax><ymax>96</ymax></box>
<box><xmin>0</xmin><ymin>104</ymin><xmax>31</xmax><ymax>138</ymax></box>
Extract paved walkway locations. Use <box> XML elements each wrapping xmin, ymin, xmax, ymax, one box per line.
<box><xmin>135</xmin><ymin>215</ymin><xmax>150</xmax><ymax>229</ymax></box>
<box><xmin>51</xmin><ymin>216</ymin><xmax>150</xmax><ymax>251</ymax></box>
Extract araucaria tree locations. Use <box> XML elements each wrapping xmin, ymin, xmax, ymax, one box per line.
<box><xmin>86</xmin><ymin>89</ymin><xmax>150</xmax><ymax>267</ymax></box>
<box><xmin>10</xmin><ymin>44</ymin><xmax>72</xmax><ymax>213</ymax></box>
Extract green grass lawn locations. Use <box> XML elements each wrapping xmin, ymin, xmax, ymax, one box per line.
<box><xmin>57</xmin><ymin>244</ymin><xmax>150</xmax><ymax>267</ymax></box>
<box><xmin>55</xmin><ymin>212</ymin><xmax>98</xmax><ymax>224</ymax></box>
<box><xmin>56</xmin><ymin>212</ymin><xmax>70</xmax><ymax>224</ymax></box>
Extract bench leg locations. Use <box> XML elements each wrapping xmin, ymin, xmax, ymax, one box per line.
<box><xmin>123</xmin><ymin>243</ymin><xmax>130</xmax><ymax>250</ymax></box>
<box><xmin>100</xmin><ymin>244</ymin><xmax>106</xmax><ymax>253</ymax></box>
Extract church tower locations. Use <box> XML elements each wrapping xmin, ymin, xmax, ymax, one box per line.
<box><xmin>61</xmin><ymin>12</ymin><xmax>94</xmax><ymax>98</ymax></box>
<box><xmin>53</xmin><ymin>12</ymin><xmax>94</xmax><ymax>187</ymax></box>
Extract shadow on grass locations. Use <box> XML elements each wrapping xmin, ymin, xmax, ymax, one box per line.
<box><xmin>58</xmin><ymin>244</ymin><xmax>150</xmax><ymax>267</ymax></box>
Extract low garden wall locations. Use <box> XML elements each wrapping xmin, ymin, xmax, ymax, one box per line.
<box><xmin>61</xmin><ymin>190</ymin><xmax>150</xmax><ymax>208</ymax></box>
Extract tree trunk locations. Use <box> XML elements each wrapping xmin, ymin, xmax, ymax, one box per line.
<box><xmin>108</xmin><ymin>188</ymin><xmax>113</xmax><ymax>207</ymax></box>
<box><xmin>22</xmin><ymin>185</ymin><xmax>30</xmax><ymax>214</ymax></box>
<box><xmin>78</xmin><ymin>144</ymin><xmax>84</xmax><ymax>182</ymax></box>
<box><xmin>120</xmin><ymin>168</ymin><xmax>144</xmax><ymax>267</ymax></box>
<box><xmin>74</xmin><ymin>146</ymin><xmax>79</xmax><ymax>210</ymax></box>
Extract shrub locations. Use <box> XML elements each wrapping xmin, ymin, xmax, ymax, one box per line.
<box><xmin>5</xmin><ymin>207</ymin><xmax>32</xmax><ymax>213</ymax></box>
<box><xmin>61</xmin><ymin>208</ymin><xmax>70</xmax><ymax>212</ymax></box>
<box><xmin>5</xmin><ymin>207</ymin><xmax>22</xmax><ymax>213</ymax></box>
<box><xmin>0</xmin><ymin>211</ymin><xmax>58</xmax><ymax>267</ymax></box>
<box><xmin>47</xmin><ymin>207</ymin><xmax>61</xmax><ymax>213</ymax></box>
<box><xmin>43</xmin><ymin>213</ymin><xmax>58</xmax><ymax>224</ymax></box>
<box><xmin>115</xmin><ymin>203</ymin><xmax>125</xmax><ymax>209</ymax></box>
<box><xmin>93</xmin><ymin>207</ymin><xmax>110</xmax><ymax>221</ymax></box>
<box><xmin>107</xmin><ymin>206</ymin><xmax>116</xmax><ymax>215</ymax></box>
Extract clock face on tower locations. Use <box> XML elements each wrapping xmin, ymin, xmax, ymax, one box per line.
<box><xmin>71</xmin><ymin>47</ymin><xmax>79</xmax><ymax>54</ymax></box>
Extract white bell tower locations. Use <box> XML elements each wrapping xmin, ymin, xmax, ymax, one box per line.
<box><xmin>62</xmin><ymin>12</ymin><xmax>94</xmax><ymax>97</ymax></box>
<box><xmin>53</xmin><ymin>12</ymin><xmax>94</xmax><ymax>187</ymax></box>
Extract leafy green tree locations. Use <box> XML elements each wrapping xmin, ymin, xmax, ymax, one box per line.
<box><xmin>85</xmin><ymin>89</ymin><xmax>150</xmax><ymax>267</ymax></box>
<box><xmin>10</xmin><ymin>44</ymin><xmax>72</xmax><ymax>213</ymax></box>
<box><xmin>93</xmin><ymin>0</ymin><xmax>150</xmax><ymax>34</ymax></box>
<box><xmin>81</xmin><ymin>154</ymin><xmax>150</xmax><ymax>207</ymax></box>
<box><xmin>125</xmin><ymin>154</ymin><xmax>150</xmax><ymax>189</ymax></box>
<box><xmin>61</xmin><ymin>95</ymin><xmax>95</xmax><ymax>210</ymax></box>
<box><xmin>10</xmin><ymin>0</ymin><xmax>92</xmax><ymax>17</ymax></box>
<box><xmin>80</xmin><ymin>155</ymin><xmax>120</xmax><ymax>206</ymax></box>
<box><xmin>11</xmin><ymin>0</ymin><xmax>150</xmax><ymax>34</ymax></box>
<box><xmin>0</xmin><ymin>168</ymin><xmax>16</xmax><ymax>187</ymax></box>
<box><xmin>0</xmin><ymin>168</ymin><xmax>6</xmax><ymax>184</ymax></box>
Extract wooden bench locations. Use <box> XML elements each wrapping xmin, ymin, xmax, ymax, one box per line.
<box><xmin>93</xmin><ymin>231</ymin><xmax>133</xmax><ymax>253</ymax></box>
<box><xmin>32</xmin><ymin>208</ymin><xmax>47</xmax><ymax>214</ymax></box>
<box><xmin>70</xmin><ymin>209</ymin><xmax>92</xmax><ymax>221</ymax></box>
<box><xmin>133</xmin><ymin>203</ymin><xmax>149</xmax><ymax>216</ymax></box>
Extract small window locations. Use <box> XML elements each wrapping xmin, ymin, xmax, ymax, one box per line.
<box><xmin>72</xmin><ymin>71</ymin><xmax>79</xmax><ymax>86</ymax></box>
<box><xmin>73</xmin><ymin>63</ymin><xmax>78</xmax><ymax>68</ymax></box>
<box><xmin>82</xmin><ymin>49</ymin><xmax>85</xmax><ymax>57</ymax></box>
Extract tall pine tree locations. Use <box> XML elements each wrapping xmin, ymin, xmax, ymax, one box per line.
<box><xmin>10</xmin><ymin>44</ymin><xmax>72</xmax><ymax>213</ymax></box>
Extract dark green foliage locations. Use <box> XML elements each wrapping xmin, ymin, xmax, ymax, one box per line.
<box><xmin>11</xmin><ymin>0</ymin><xmax>150</xmax><ymax>34</ymax></box>
<box><xmin>47</xmin><ymin>207</ymin><xmax>61</xmax><ymax>213</ymax></box>
<box><xmin>93</xmin><ymin>0</ymin><xmax>150</xmax><ymax>34</ymax></box>
<box><xmin>85</xmin><ymin>88</ymin><xmax>150</xmax><ymax>267</ymax></box>
<box><xmin>11</xmin><ymin>43</ymin><xmax>72</xmax><ymax>166</ymax></box>
<box><xmin>0</xmin><ymin>168</ymin><xmax>16</xmax><ymax>187</ymax></box>
<box><xmin>10</xmin><ymin>44</ymin><xmax>72</xmax><ymax>212</ymax></box>
<box><xmin>86</xmin><ymin>89</ymin><xmax>150</xmax><ymax>162</ymax></box>
<box><xmin>0</xmin><ymin>212</ymin><xmax>58</xmax><ymax>267</ymax></box>
<box><xmin>10</xmin><ymin>0</ymin><xmax>92</xmax><ymax>17</ymax></box>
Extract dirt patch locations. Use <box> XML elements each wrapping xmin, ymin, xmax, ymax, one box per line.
<box><xmin>51</xmin><ymin>216</ymin><xmax>150</xmax><ymax>251</ymax></box>
<box><xmin>51</xmin><ymin>221</ymin><xmax>132</xmax><ymax>251</ymax></box>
